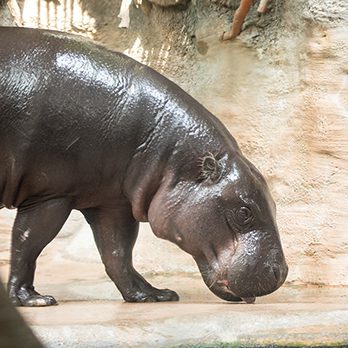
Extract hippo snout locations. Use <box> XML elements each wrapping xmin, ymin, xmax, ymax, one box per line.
<box><xmin>196</xmin><ymin>233</ymin><xmax>288</xmax><ymax>302</ymax></box>
<box><xmin>196</xmin><ymin>252</ymin><xmax>288</xmax><ymax>303</ymax></box>
<box><xmin>226</xmin><ymin>250</ymin><xmax>288</xmax><ymax>299</ymax></box>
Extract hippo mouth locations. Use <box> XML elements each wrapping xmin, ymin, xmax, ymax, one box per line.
<box><xmin>195</xmin><ymin>258</ymin><xmax>256</xmax><ymax>303</ymax></box>
<box><xmin>209</xmin><ymin>278</ymin><xmax>256</xmax><ymax>304</ymax></box>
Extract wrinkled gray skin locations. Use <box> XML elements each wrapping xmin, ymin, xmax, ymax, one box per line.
<box><xmin>0</xmin><ymin>27</ymin><xmax>288</xmax><ymax>306</ymax></box>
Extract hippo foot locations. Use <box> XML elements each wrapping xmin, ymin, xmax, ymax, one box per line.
<box><xmin>21</xmin><ymin>294</ymin><xmax>58</xmax><ymax>307</ymax></box>
<box><xmin>124</xmin><ymin>288</ymin><xmax>179</xmax><ymax>303</ymax></box>
<box><xmin>10</xmin><ymin>288</ymin><xmax>58</xmax><ymax>307</ymax></box>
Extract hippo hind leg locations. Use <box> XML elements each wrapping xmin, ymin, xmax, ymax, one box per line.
<box><xmin>8</xmin><ymin>198</ymin><xmax>72</xmax><ymax>306</ymax></box>
<box><xmin>81</xmin><ymin>204</ymin><xmax>179</xmax><ymax>302</ymax></box>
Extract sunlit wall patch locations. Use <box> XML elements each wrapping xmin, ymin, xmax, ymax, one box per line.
<box><xmin>22</xmin><ymin>0</ymin><xmax>96</xmax><ymax>35</ymax></box>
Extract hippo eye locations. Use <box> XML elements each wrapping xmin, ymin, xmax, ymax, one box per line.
<box><xmin>235</xmin><ymin>206</ymin><xmax>253</xmax><ymax>225</ymax></box>
<box><xmin>226</xmin><ymin>206</ymin><xmax>254</xmax><ymax>232</ymax></box>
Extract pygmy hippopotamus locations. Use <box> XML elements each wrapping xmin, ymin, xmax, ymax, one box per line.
<box><xmin>0</xmin><ymin>27</ymin><xmax>288</xmax><ymax>306</ymax></box>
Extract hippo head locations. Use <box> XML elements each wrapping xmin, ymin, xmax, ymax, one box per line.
<box><xmin>148</xmin><ymin>151</ymin><xmax>288</xmax><ymax>302</ymax></box>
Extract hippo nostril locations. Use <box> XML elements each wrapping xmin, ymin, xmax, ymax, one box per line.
<box><xmin>271</xmin><ymin>262</ymin><xmax>288</xmax><ymax>286</ymax></box>
<box><xmin>272</xmin><ymin>265</ymin><xmax>281</xmax><ymax>282</ymax></box>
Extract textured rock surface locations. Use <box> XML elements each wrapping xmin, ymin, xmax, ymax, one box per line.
<box><xmin>0</xmin><ymin>0</ymin><xmax>347</xmax><ymax>287</ymax></box>
<box><xmin>147</xmin><ymin>0</ymin><xmax>190</xmax><ymax>7</ymax></box>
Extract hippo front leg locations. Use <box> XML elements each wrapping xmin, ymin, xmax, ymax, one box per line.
<box><xmin>81</xmin><ymin>205</ymin><xmax>179</xmax><ymax>302</ymax></box>
<box><xmin>8</xmin><ymin>198</ymin><xmax>72</xmax><ymax>306</ymax></box>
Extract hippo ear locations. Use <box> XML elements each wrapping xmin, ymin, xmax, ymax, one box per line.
<box><xmin>198</xmin><ymin>152</ymin><xmax>222</xmax><ymax>182</ymax></box>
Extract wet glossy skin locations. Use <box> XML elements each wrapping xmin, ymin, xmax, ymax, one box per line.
<box><xmin>0</xmin><ymin>27</ymin><xmax>287</xmax><ymax>306</ymax></box>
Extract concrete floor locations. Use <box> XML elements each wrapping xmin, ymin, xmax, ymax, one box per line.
<box><xmin>18</xmin><ymin>281</ymin><xmax>348</xmax><ymax>348</ymax></box>
<box><xmin>1</xmin><ymin>210</ymin><xmax>348</xmax><ymax>348</ymax></box>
